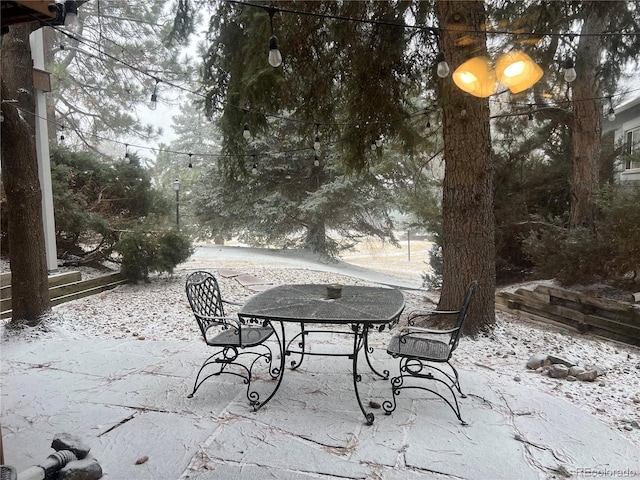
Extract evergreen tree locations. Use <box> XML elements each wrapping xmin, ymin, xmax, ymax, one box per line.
<box><xmin>45</xmin><ymin>0</ymin><xmax>196</xmax><ymax>152</ymax></box>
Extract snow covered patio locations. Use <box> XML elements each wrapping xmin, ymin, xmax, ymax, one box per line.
<box><xmin>2</xmin><ymin>334</ymin><xmax>639</xmax><ymax>479</ymax></box>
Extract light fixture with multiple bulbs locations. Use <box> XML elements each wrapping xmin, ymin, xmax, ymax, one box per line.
<box><xmin>446</xmin><ymin>50</ymin><xmax>544</xmax><ymax>98</ymax></box>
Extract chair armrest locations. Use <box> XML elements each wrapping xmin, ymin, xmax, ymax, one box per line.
<box><xmin>223</xmin><ymin>299</ymin><xmax>243</xmax><ymax>307</ymax></box>
<box><xmin>399</xmin><ymin>326</ymin><xmax>459</xmax><ymax>336</ymax></box>
<box><xmin>408</xmin><ymin>309</ymin><xmax>460</xmax><ymax>319</ymax></box>
<box><xmin>198</xmin><ymin>314</ymin><xmax>241</xmax><ymax>329</ymax></box>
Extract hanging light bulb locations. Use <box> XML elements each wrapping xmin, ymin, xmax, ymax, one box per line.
<box><xmin>435</xmin><ymin>52</ymin><xmax>450</xmax><ymax>78</ymax></box>
<box><xmin>188</xmin><ymin>153</ymin><xmax>193</xmax><ymax>168</ymax></box>
<box><xmin>149</xmin><ymin>79</ymin><xmax>159</xmax><ymax>111</ymax></box>
<box><xmin>269</xmin><ymin>36</ymin><xmax>283</xmax><ymax>67</ymax></box>
<box><xmin>252</xmin><ymin>163</ymin><xmax>258</xmax><ymax>174</ymax></box>
<box><xmin>124</xmin><ymin>144</ymin><xmax>129</xmax><ymax>159</ymax></box>
<box><xmin>370</xmin><ymin>140</ymin><xmax>377</xmax><ymax>151</ymax></box>
<box><xmin>313</xmin><ymin>125</ymin><xmax>321</xmax><ymax>151</ymax></box>
<box><xmin>243</xmin><ymin>123</ymin><xmax>251</xmax><ymax>139</ymax></box>
<box><xmin>607</xmin><ymin>99</ymin><xmax>616</xmax><ymax>121</ymax></box>
<box><xmin>375</xmin><ymin>136</ymin><xmax>383</xmax><ymax>148</ymax></box>
<box><xmin>64</xmin><ymin>1</ymin><xmax>80</xmax><ymax>33</ymax></box>
<box><xmin>268</xmin><ymin>9</ymin><xmax>283</xmax><ymax>67</ymax></box>
<box><xmin>314</xmin><ymin>153</ymin><xmax>320</xmax><ymax>167</ymax></box>
<box><xmin>563</xmin><ymin>59</ymin><xmax>577</xmax><ymax>83</ymax></box>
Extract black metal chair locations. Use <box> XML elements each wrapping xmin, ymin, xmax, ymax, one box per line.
<box><xmin>383</xmin><ymin>281</ymin><xmax>478</xmax><ymax>425</ymax></box>
<box><xmin>185</xmin><ymin>271</ymin><xmax>276</xmax><ymax>408</ymax></box>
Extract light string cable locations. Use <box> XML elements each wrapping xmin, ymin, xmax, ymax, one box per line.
<box><xmin>42</xmin><ymin>18</ymin><xmax>444</xmax><ymax>159</ymax></box>
<box><xmin>34</xmin><ymin>8</ymin><xmax>640</xmax><ymax>156</ymax></box>
<box><xmin>227</xmin><ymin>0</ymin><xmax>640</xmax><ymax>37</ymax></box>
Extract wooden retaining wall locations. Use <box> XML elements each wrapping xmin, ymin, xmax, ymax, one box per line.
<box><xmin>496</xmin><ymin>285</ymin><xmax>640</xmax><ymax>347</ymax></box>
<box><xmin>1</xmin><ymin>271</ymin><xmax>128</xmax><ymax>319</ymax></box>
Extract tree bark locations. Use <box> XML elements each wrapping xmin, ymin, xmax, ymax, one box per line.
<box><xmin>569</xmin><ymin>3</ymin><xmax>611</xmax><ymax>228</ymax></box>
<box><xmin>435</xmin><ymin>0</ymin><xmax>495</xmax><ymax>334</ymax></box>
<box><xmin>1</xmin><ymin>23</ymin><xmax>51</xmax><ymax>324</ymax></box>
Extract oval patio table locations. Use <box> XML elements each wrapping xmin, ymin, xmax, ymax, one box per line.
<box><xmin>238</xmin><ymin>284</ymin><xmax>405</xmax><ymax>425</ymax></box>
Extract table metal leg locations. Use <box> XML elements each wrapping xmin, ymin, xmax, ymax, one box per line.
<box><xmin>351</xmin><ymin>326</ymin><xmax>375</xmax><ymax>425</ymax></box>
<box><xmin>286</xmin><ymin>322</ymin><xmax>307</xmax><ymax>370</ymax></box>
<box><xmin>251</xmin><ymin>321</ymin><xmax>286</xmax><ymax>411</ymax></box>
<box><xmin>362</xmin><ymin>325</ymin><xmax>390</xmax><ymax>380</ymax></box>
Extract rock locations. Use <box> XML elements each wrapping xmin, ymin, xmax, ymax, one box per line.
<box><xmin>58</xmin><ymin>458</ymin><xmax>103</xmax><ymax>480</ymax></box>
<box><xmin>566</xmin><ymin>376</ymin><xmax>577</xmax><ymax>382</ymax></box>
<box><xmin>513</xmin><ymin>376</ymin><xmax>521</xmax><ymax>382</ymax></box>
<box><xmin>51</xmin><ymin>433</ymin><xmax>90</xmax><ymax>460</ymax></box>
<box><xmin>568</xmin><ymin>366</ymin><xmax>586</xmax><ymax>377</ymax></box>
<box><xmin>576</xmin><ymin>370</ymin><xmax>599</xmax><ymax>382</ymax></box>
<box><xmin>527</xmin><ymin>354</ymin><xmax>547</xmax><ymax>370</ymax></box>
<box><xmin>547</xmin><ymin>355</ymin><xmax>577</xmax><ymax>367</ymax></box>
<box><xmin>549</xmin><ymin>364</ymin><xmax>569</xmax><ymax>378</ymax></box>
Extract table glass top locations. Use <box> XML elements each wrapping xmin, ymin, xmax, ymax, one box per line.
<box><xmin>238</xmin><ymin>284</ymin><xmax>405</xmax><ymax>324</ymax></box>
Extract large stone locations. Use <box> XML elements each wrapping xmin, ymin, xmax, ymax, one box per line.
<box><xmin>549</xmin><ymin>364</ymin><xmax>569</xmax><ymax>378</ymax></box>
<box><xmin>547</xmin><ymin>355</ymin><xmax>577</xmax><ymax>368</ymax></box>
<box><xmin>527</xmin><ymin>354</ymin><xmax>548</xmax><ymax>370</ymax></box>
<box><xmin>568</xmin><ymin>366</ymin><xmax>586</xmax><ymax>377</ymax></box>
<box><xmin>52</xmin><ymin>433</ymin><xmax>91</xmax><ymax>460</ymax></box>
<box><xmin>58</xmin><ymin>458</ymin><xmax>103</xmax><ymax>480</ymax></box>
<box><xmin>576</xmin><ymin>370</ymin><xmax>599</xmax><ymax>382</ymax></box>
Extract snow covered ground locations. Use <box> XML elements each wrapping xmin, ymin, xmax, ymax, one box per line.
<box><xmin>2</xmin><ymin>245</ymin><xmax>639</xmax><ymax>448</ymax></box>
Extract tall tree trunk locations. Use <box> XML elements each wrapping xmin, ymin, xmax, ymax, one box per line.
<box><xmin>569</xmin><ymin>3</ymin><xmax>611</xmax><ymax>228</ymax></box>
<box><xmin>435</xmin><ymin>0</ymin><xmax>495</xmax><ymax>334</ymax></box>
<box><xmin>1</xmin><ymin>23</ymin><xmax>51</xmax><ymax>325</ymax></box>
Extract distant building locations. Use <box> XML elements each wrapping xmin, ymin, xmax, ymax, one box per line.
<box><xmin>602</xmin><ymin>95</ymin><xmax>640</xmax><ymax>184</ymax></box>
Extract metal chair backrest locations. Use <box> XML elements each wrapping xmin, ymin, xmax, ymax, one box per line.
<box><xmin>449</xmin><ymin>281</ymin><xmax>478</xmax><ymax>352</ymax></box>
<box><xmin>186</xmin><ymin>271</ymin><xmax>226</xmax><ymax>339</ymax></box>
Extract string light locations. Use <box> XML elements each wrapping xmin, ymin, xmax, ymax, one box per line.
<box><xmin>63</xmin><ymin>1</ymin><xmax>80</xmax><ymax>33</ymax></box>
<box><xmin>607</xmin><ymin>97</ymin><xmax>616</xmax><ymax>121</ymax></box>
<box><xmin>43</xmin><ymin>14</ymin><xmax>636</xmax><ymax>150</ymax></box>
<box><xmin>60</xmin><ymin>125</ymin><xmax>65</xmax><ymax>141</ymax></box>
<box><xmin>314</xmin><ymin>124</ymin><xmax>321</xmax><ymax>151</ymax></box>
<box><xmin>243</xmin><ymin>122</ymin><xmax>251</xmax><ymax>139</ymax></box>
<box><xmin>124</xmin><ymin>144</ymin><xmax>129</xmax><ymax>158</ymax></box>
<box><xmin>314</xmin><ymin>153</ymin><xmax>320</xmax><ymax>167</ymax></box>
<box><xmin>268</xmin><ymin>8</ymin><xmax>283</xmax><ymax>68</ymax></box>
<box><xmin>188</xmin><ymin>153</ymin><xmax>193</xmax><ymax>168</ymax></box>
<box><xmin>149</xmin><ymin>78</ymin><xmax>159</xmax><ymax>111</ymax></box>
<box><xmin>564</xmin><ymin>59</ymin><xmax>577</xmax><ymax>83</ymax></box>
<box><xmin>375</xmin><ymin>135</ymin><xmax>383</xmax><ymax>148</ymax></box>
<box><xmin>435</xmin><ymin>52</ymin><xmax>450</xmax><ymax>78</ymax></box>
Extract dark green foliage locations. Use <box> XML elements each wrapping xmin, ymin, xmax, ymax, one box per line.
<box><xmin>49</xmin><ymin>146</ymin><xmax>169</xmax><ymax>260</ymax></box>
<box><xmin>116</xmin><ymin>229</ymin><xmax>194</xmax><ymax>282</ymax></box>
<box><xmin>523</xmin><ymin>186</ymin><xmax>640</xmax><ymax>287</ymax></box>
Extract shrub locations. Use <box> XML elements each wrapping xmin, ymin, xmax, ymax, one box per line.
<box><xmin>116</xmin><ymin>229</ymin><xmax>194</xmax><ymax>282</ymax></box>
<box><xmin>523</xmin><ymin>186</ymin><xmax>640</xmax><ymax>287</ymax></box>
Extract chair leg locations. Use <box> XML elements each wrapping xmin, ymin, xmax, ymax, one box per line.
<box><xmin>384</xmin><ymin>358</ymin><xmax>467</xmax><ymax>425</ymax></box>
<box><xmin>187</xmin><ymin>347</ymin><xmax>247</xmax><ymax>398</ymax></box>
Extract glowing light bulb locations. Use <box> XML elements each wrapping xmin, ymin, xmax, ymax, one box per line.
<box><xmin>243</xmin><ymin>123</ymin><xmax>251</xmax><ymax>139</ymax></box>
<box><xmin>314</xmin><ymin>134</ymin><xmax>320</xmax><ymax>151</ymax></box>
